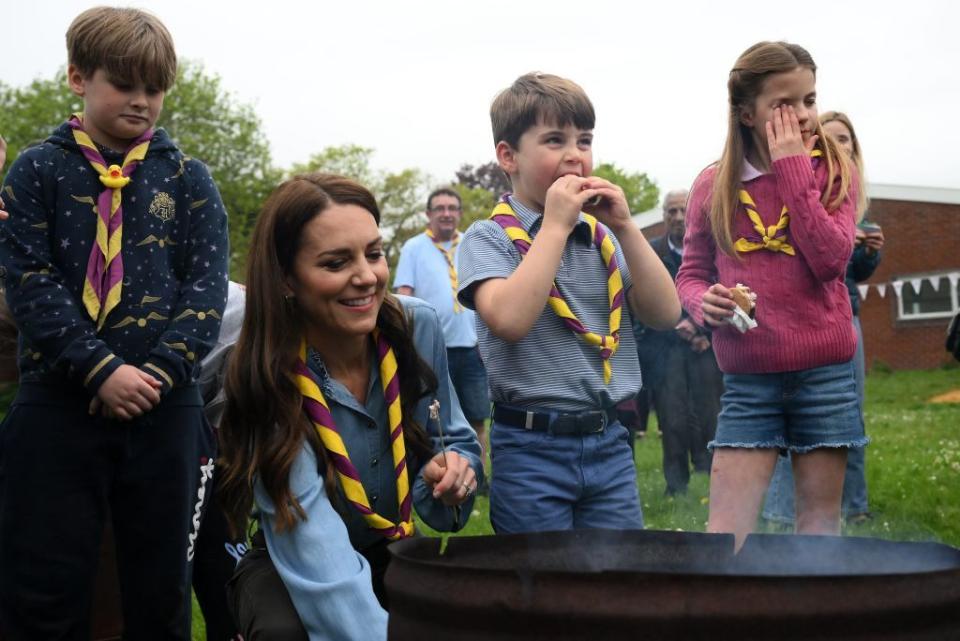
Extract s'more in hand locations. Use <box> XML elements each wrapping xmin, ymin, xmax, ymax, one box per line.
<box><xmin>727</xmin><ymin>283</ymin><xmax>757</xmax><ymax>333</ymax></box>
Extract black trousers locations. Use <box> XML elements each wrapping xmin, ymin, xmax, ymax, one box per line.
<box><xmin>191</xmin><ymin>474</ymin><xmax>244</xmax><ymax>641</ymax></box>
<box><xmin>226</xmin><ymin>531</ymin><xmax>393</xmax><ymax>640</ymax></box>
<box><xmin>652</xmin><ymin>345</ymin><xmax>724</xmax><ymax>493</ymax></box>
<box><xmin>0</xmin><ymin>383</ymin><xmax>214</xmax><ymax>641</ymax></box>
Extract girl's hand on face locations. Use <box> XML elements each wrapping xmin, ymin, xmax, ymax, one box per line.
<box><xmin>766</xmin><ymin>106</ymin><xmax>818</xmax><ymax>163</ymax></box>
<box><xmin>702</xmin><ymin>283</ymin><xmax>736</xmax><ymax>327</ymax></box>
<box><xmin>421</xmin><ymin>450</ymin><xmax>478</xmax><ymax>507</ymax></box>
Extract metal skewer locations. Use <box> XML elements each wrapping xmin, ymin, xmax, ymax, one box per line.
<box><xmin>429</xmin><ymin>399</ymin><xmax>461</xmax><ymax>526</ymax></box>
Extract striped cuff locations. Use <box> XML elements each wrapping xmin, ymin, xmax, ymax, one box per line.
<box><xmin>83</xmin><ymin>353</ymin><xmax>123</xmax><ymax>395</ymax></box>
<box><xmin>143</xmin><ymin>361</ymin><xmax>175</xmax><ymax>394</ymax></box>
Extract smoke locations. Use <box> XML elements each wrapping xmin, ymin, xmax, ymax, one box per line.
<box><xmin>395</xmin><ymin>529</ymin><xmax>960</xmax><ymax>578</ymax></box>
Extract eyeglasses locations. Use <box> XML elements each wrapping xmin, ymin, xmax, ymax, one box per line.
<box><xmin>666</xmin><ymin>206</ymin><xmax>686</xmax><ymax>215</ymax></box>
<box><xmin>429</xmin><ymin>204</ymin><xmax>462</xmax><ymax>214</ymax></box>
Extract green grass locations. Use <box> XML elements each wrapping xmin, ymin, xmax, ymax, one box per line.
<box><xmin>413</xmin><ymin>367</ymin><xmax>960</xmax><ymax>546</ymax></box>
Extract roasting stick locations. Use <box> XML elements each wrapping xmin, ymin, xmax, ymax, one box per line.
<box><xmin>429</xmin><ymin>399</ymin><xmax>461</xmax><ymax>526</ymax></box>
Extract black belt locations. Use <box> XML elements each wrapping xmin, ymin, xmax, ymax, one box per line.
<box><xmin>493</xmin><ymin>404</ymin><xmax>616</xmax><ymax>435</ymax></box>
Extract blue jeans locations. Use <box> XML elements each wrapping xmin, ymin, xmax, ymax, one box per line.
<box><xmin>446</xmin><ymin>347</ymin><xmax>490</xmax><ymax>423</ymax></box>
<box><xmin>763</xmin><ymin>318</ymin><xmax>870</xmax><ymax>522</ymax></box>
<box><xmin>489</xmin><ymin>419</ymin><xmax>643</xmax><ymax>534</ymax></box>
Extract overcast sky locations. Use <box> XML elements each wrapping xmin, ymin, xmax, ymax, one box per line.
<box><xmin>5</xmin><ymin>0</ymin><xmax>958</xmax><ymax>202</ymax></box>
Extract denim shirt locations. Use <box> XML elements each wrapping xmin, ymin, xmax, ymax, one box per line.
<box><xmin>254</xmin><ymin>295</ymin><xmax>484</xmax><ymax>641</ymax></box>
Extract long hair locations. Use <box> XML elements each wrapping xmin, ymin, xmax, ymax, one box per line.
<box><xmin>217</xmin><ymin>173</ymin><xmax>436</xmax><ymax>537</ymax></box>
<box><xmin>820</xmin><ymin>110</ymin><xmax>868</xmax><ymax>219</ymax></box>
<box><xmin>710</xmin><ymin>41</ymin><xmax>852</xmax><ymax>256</ymax></box>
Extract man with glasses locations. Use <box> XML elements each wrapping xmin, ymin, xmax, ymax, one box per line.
<box><xmin>395</xmin><ymin>188</ymin><xmax>491</xmax><ymax>461</ymax></box>
<box><xmin>635</xmin><ymin>189</ymin><xmax>724</xmax><ymax>496</ymax></box>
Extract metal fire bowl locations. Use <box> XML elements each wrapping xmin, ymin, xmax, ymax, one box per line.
<box><xmin>385</xmin><ymin>529</ymin><xmax>960</xmax><ymax>641</ymax></box>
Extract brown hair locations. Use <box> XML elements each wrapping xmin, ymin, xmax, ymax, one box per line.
<box><xmin>709</xmin><ymin>42</ymin><xmax>853</xmax><ymax>256</ymax></box>
<box><xmin>490</xmin><ymin>72</ymin><xmax>595</xmax><ymax>148</ymax></box>
<box><xmin>66</xmin><ymin>6</ymin><xmax>177</xmax><ymax>91</ymax></box>
<box><xmin>217</xmin><ymin>173</ymin><xmax>436</xmax><ymax>536</ymax></box>
<box><xmin>820</xmin><ymin>110</ymin><xmax>867</xmax><ymax>218</ymax></box>
<box><xmin>426</xmin><ymin>187</ymin><xmax>461</xmax><ymax>212</ymax></box>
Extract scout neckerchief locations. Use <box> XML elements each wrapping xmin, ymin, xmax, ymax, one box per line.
<box><xmin>734</xmin><ymin>149</ymin><xmax>823</xmax><ymax>256</ymax></box>
<box><xmin>68</xmin><ymin>113</ymin><xmax>153</xmax><ymax>330</ymax></box>
<box><xmin>425</xmin><ymin>228</ymin><xmax>462</xmax><ymax>313</ymax></box>
<box><xmin>293</xmin><ymin>331</ymin><xmax>413</xmax><ymax>540</ymax></box>
<box><xmin>490</xmin><ymin>198</ymin><xmax>623</xmax><ymax>384</ymax></box>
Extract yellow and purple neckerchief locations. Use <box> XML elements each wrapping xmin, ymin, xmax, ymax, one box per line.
<box><xmin>490</xmin><ymin>198</ymin><xmax>623</xmax><ymax>384</ymax></box>
<box><xmin>68</xmin><ymin>113</ymin><xmax>153</xmax><ymax>330</ymax></box>
<box><xmin>734</xmin><ymin>149</ymin><xmax>823</xmax><ymax>256</ymax></box>
<box><xmin>293</xmin><ymin>331</ymin><xmax>413</xmax><ymax>541</ymax></box>
<box><xmin>425</xmin><ymin>228</ymin><xmax>462</xmax><ymax>313</ymax></box>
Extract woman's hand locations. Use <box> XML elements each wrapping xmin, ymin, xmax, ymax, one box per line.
<box><xmin>702</xmin><ymin>283</ymin><xmax>736</xmax><ymax>327</ymax></box>
<box><xmin>421</xmin><ymin>450</ymin><xmax>478</xmax><ymax>507</ymax></box>
<box><xmin>863</xmin><ymin>227</ymin><xmax>884</xmax><ymax>255</ymax></box>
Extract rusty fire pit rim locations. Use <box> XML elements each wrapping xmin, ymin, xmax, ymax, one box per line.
<box><xmin>388</xmin><ymin>528</ymin><xmax>960</xmax><ymax>579</ymax></box>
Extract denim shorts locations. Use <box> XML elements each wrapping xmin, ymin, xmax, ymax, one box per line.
<box><xmin>711</xmin><ymin>360</ymin><xmax>868</xmax><ymax>453</ymax></box>
<box><xmin>446</xmin><ymin>347</ymin><xmax>491</xmax><ymax>422</ymax></box>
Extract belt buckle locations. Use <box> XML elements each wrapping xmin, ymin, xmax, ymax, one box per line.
<box><xmin>585</xmin><ymin>410</ymin><xmax>607</xmax><ymax>434</ymax></box>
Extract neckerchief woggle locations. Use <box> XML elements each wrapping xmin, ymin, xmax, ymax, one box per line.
<box><xmin>68</xmin><ymin>113</ymin><xmax>153</xmax><ymax>329</ymax></box>
<box><xmin>425</xmin><ymin>228</ymin><xmax>462</xmax><ymax>313</ymax></box>
<box><xmin>734</xmin><ymin>149</ymin><xmax>823</xmax><ymax>256</ymax></box>
<box><xmin>292</xmin><ymin>332</ymin><xmax>413</xmax><ymax>540</ymax></box>
<box><xmin>489</xmin><ymin>197</ymin><xmax>623</xmax><ymax>384</ymax></box>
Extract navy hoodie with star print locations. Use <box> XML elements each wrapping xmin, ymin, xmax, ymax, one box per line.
<box><xmin>0</xmin><ymin>121</ymin><xmax>229</xmax><ymax>395</ymax></box>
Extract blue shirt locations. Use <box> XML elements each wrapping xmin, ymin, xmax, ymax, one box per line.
<box><xmin>457</xmin><ymin>196</ymin><xmax>641</xmax><ymax>412</ymax></box>
<box><xmin>255</xmin><ymin>295</ymin><xmax>483</xmax><ymax>640</ymax></box>
<box><xmin>393</xmin><ymin>232</ymin><xmax>478</xmax><ymax>348</ymax></box>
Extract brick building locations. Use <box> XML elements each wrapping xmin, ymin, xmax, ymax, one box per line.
<box><xmin>633</xmin><ymin>183</ymin><xmax>960</xmax><ymax>371</ymax></box>
<box><xmin>856</xmin><ymin>185</ymin><xmax>959</xmax><ymax>371</ymax></box>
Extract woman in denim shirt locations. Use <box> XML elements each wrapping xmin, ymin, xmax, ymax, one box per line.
<box><xmin>218</xmin><ymin>174</ymin><xmax>483</xmax><ymax>641</ymax></box>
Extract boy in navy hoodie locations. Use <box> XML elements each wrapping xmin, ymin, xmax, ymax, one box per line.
<box><xmin>0</xmin><ymin>7</ymin><xmax>228</xmax><ymax>639</ymax></box>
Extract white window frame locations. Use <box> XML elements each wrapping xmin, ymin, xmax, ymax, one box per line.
<box><xmin>894</xmin><ymin>271</ymin><xmax>960</xmax><ymax>321</ymax></box>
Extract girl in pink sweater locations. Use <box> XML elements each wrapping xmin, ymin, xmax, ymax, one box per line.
<box><xmin>675</xmin><ymin>41</ymin><xmax>865</xmax><ymax>549</ymax></box>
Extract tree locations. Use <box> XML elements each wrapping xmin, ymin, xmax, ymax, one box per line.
<box><xmin>454</xmin><ymin>184</ymin><xmax>497</xmax><ymax>230</ymax></box>
<box><xmin>0</xmin><ymin>61</ymin><xmax>278</xmax><ymax>279</ymax></box>
<box><xmin>591</xmin><ymin>162</ymin><xmax>659</xmax><ymax>214</ymax></box>
<box><xmin>455</xmin><ymin>161</ymin><xmax>510</xmax><ymax>199</ymax></box>
<box><xmin>290</xmin><ymin>145</ymin><xmax>430</xmax><ymax>268</ymax></box>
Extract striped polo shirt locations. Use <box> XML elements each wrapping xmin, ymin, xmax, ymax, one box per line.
<box><xmin>457</xmin><ymin>196</ymin><xmax>642</xmax><ymax>412</ymax></box>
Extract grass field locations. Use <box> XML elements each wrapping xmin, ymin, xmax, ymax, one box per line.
<box><xmin>416</xmin><ymin>366</ymin><xmax>960</xmax><ymax>545</ymax></box>
<box><xmin>3</xmin><ymin>367</ymin><xmax>946</xmax><ymax>639</ymax></box>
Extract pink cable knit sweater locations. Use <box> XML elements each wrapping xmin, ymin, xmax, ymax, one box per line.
<box><xmin>676</xmin><ymin>153</ymin><xmax>858</xmax><ymax>374</ymax></box>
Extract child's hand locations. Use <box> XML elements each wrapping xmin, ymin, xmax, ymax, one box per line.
<box><xmin>702</xmin><ymin>283</ymin><xmax>736</xmax><ymax>327</ymax></box>
<box><xmin>542</xmin><ymin>175</ymin><xmax>592</xmax><ymax>233</ymax></box>
<box><xmin>766</xmin><ymin>106</ymin><xmax>818</xmax><ymax>163</ymax></box>
<box><xmin>581</xmin><ymin>176</ymin><xmax>632</xmax><ymax>232</ymax></box>
<box><xmin>89</xmin><ymin>364</ymin><xmax>162</xmax><ymax>420</ymax></box>
<box><xmin>421</xmin><ymin>450</ymin><xmax>478</xmax><ymax>507</ymax></box>
<box><xmin>675</xmin><ymin>318</ymin><xmax>698</xmax><ymax>342</ymax></box>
